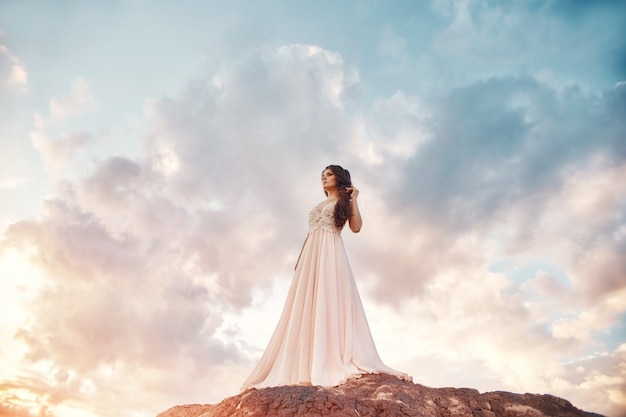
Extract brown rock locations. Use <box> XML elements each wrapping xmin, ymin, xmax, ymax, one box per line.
<box><xmin>157</xmin><ymin>373</ymin><xmax>603</xmax><ymax>417</ymax></box>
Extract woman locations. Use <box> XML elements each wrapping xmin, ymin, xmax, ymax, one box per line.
<box><xmin>242</xmin><ymin>165</ymin><xmax>409</xmax><ymax>389</ymax></box>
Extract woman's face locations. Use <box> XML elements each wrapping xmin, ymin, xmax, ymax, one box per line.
<box><xmin>321</xmin><ymin>168</ymin><xmax>337</xmax><ymax>191</ymax></box>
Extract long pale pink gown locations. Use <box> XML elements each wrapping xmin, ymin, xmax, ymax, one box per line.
<box><xmin>242</xmin><ymin>199</ymin><xmax>409</xmax><ymax>389</ymax></box>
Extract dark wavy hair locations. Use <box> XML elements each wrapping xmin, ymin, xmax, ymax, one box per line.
<box><xmin>323</xmin><ymin>165</ymin><xmax>353</xmax><ymax>228</ymax></box>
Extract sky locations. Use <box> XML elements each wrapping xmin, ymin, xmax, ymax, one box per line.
<box><xmin>0</xmin><ymin>0</ymin><xmax>625</xmax><ymax>416</ymax></box>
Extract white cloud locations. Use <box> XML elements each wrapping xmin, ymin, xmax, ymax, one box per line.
<box><xmin>0</xmin><ymin>43</ymin><xmax>28</xmax><ymax>92</ymax></box>
<box><xmin>0</xmin><ymin>178</ymin><xmax>29</xmax><ymax>189</ymax></box>
<box><xmin>48</xmin><ymin>78</ymin><xmax>97</xmax><ymax>122</ymax></box>
<box><xmin>8</xmin><ymin>62</ymin><xmax>27</xmax><ymax>88</ymax></box>
<box><xmin>30</xmin><ymin>130</ymin><xmax>94</xmax><ymax>177</ymax></box>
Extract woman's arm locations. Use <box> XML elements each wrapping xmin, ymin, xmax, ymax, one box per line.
<box><xmin>346</xmin><ymin>187</ymin><xmax>362</xmax><ymax>233</ymax></box>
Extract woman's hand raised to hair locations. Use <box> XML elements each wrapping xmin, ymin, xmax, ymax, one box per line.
<box><xmin>346</xmin><ymin>186</ymin><xmax>359</xmax><ymax>200</ymax></box>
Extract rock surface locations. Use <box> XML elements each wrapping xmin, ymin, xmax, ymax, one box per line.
<box><xmin>157</xmin><ymin>373</ymin><xmax>603</xmax><ymax>417</ymax></box>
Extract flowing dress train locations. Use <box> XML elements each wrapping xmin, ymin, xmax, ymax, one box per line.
<box><xmin>241</xmin><ymin>199</ymin><xmax>409</xmax><ymax>389</ymax></box>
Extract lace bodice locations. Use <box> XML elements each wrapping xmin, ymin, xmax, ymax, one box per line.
<box><xmin>308</xmin><ymin>200</ymin><xmax>340</xmax><ymax>233</ymax></box>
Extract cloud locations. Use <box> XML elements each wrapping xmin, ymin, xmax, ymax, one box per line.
<box><xmin>424</xmin><ymin>0</ymin><xmax>626</xmax><ymax>88</ymax></box>
<box><xmin>393</xmin><ymin>77</ymin><xmax>625</xmax><ymax>228</ymax></box>
<box><xmin>558</xmin><ymin>346</ymin><xmax>626</xmax><ymax>416</ymax></box>
<box><xmin>339</xmin><ymin>76</ymin><xmax>626</xmax><ymax>325</ymax></box>
<box><xmin>30</xmin><ymin>130</ymin><xmax>95</xmax><ymax>176</ymax></box>
<box><xmin>0</xmin><ymin>178</ymin><xmax>29</xmax><ymax>189</ymax></box>
<box><xmin>27</xmin><ymin>78</ymin><xmax>117</xmax><ymax>180</ymax></box>
<box><xmin>0</xmin><ymin>43</ymin><xmax>28</xmax><ymax>93</ymax></box>
<box><xmin>377</xmin><ymin>27</ymin><xmax>407</xmax><ymax>59</ymax></box>
<box><xmin>1</xmin><ymin>37</ymin><xmax>625</xmax><ymax>417</ymax></box>
<box><xmin>49</xmin><ymin>78</ymin><xmax>97</xmax><ymax>120</ymax></box>
<box><xmin>2</xmin><ymin>183</ymin><xmax>245</xmax><ymax>415</ymax></box>
<box><xmin>1</xmin><ymin>43</ymin><xmax>368</xmax><ymax>416</ymax></box>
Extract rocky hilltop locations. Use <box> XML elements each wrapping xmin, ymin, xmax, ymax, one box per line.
<box><xmin>157</xmin><ymin>373</ymin><xmax>603</xmax><ymax>417</ymax></box>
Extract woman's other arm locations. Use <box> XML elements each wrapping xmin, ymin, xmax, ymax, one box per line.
<box><xmin>346</xmin><ymin>187</ymin><xmax>362</xmax><ymax>233</ymax></box>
